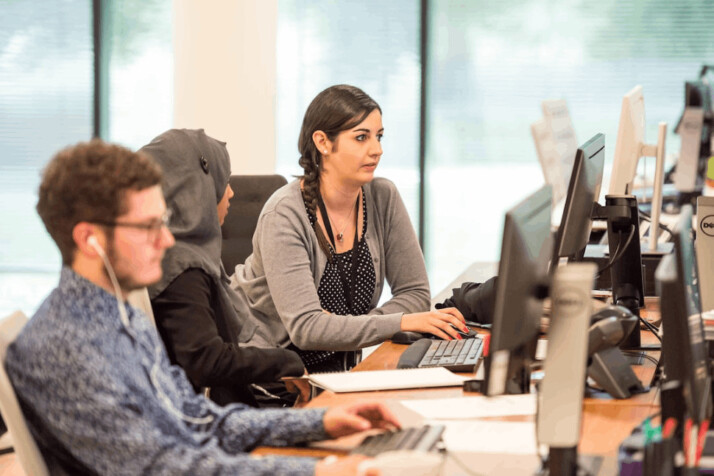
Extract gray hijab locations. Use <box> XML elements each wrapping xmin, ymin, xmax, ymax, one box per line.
<box><xmin>140</xmin><ymin>128</ymin><xmax>231</xmax><ymax>299</ymax></box>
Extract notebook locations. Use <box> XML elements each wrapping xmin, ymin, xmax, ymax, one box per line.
<box><xmin>307</xmin><ymin>367</ymin><xmax>469</xmax><ymax>393</ymax></box>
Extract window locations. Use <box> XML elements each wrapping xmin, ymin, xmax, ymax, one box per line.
<box><xmin>425</xmin><ymin>0</ymin><xmax>714</xmax><ymax>290</ymax></box>
<box><xmin>276</xmin><ymin>0</ymin><xmax>422</xmax><ymax>227</ymax></box>
<box><xmin>0</xmin><ymin>0</ymin><xmax>172</xmax><ymax>317</ymax></box>
<box><xmin>0</xmin><ymin>0</ymin><xmax>92</xmax><ymax>316</ymax></box>
<box><xmin>100</xmin><ymin>0</ymin><xmax>173</xmax><ymax>149</ymax></box>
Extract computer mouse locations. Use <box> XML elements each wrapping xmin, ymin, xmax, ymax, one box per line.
<box><xmin>451</xmin><ymin>324</ymin><xmax>479</xmax><ymax>338</ymax></box>
<box><xmin>391</xmin><ymin>331</ymin><xmax>428</xmax><ymax>345</ymax></box>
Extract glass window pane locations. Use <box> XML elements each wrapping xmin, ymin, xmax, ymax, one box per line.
<box><xmin>0</xmin><ymin>0</ymin><xmax>93</xmax><ymax>316</ymax></box>
<box><xmin>276</xmin><ymin>0</ymin><xmax>421</xmax><ymax>227</ymax></box>
<box><xmin>102</xmin><ymin>0</ymin><xmax>173</xmax><ymax>149</ymax></box>
<box><xmin>425</xmin><ymin>0</ymin><xmax>714</xmax><ymax>290</ymax></box>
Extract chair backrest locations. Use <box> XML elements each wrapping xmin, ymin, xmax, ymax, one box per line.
<box><xmin>127</xmin><ymin>288</ymin><xmax>156</xmax><ymax>328</ymax></box>
<box><xmin>0</xmin><ymin>311</ymin><xmax>50</xmax><ymax>476</ymax></box>
<box><xmin>221</xmin><ymin>174</ymin><xmax>287</xmax><ymax>272</ymax></box>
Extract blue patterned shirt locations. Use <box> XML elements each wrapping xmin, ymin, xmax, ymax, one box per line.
<box><xmin>6</xmin><ymin>267</ymin><xmax>327</xmax><ymax>475</ymax></box>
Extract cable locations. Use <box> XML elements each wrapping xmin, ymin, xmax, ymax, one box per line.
<box><xmin>92</xmin><ymin>239</ymin><xmax>131</xmax><ymax>329</ymax></box>
<box><xmin>638</xmin><ymin>209</ymin><xmax>674</xmax><ymax>236</ymax></box>
<box><xmin>622</xmin><ymin>351</ymin><xmax>660</xmax><ymax>367</ymax></box>
<box><xmin>639</xmin><ymin>316</ymin><xmax>662</xmax><ymax>343</ymax></box>
<box><xmin>594</xmin><ymin>231</ymin><xmax>624</xmax><ymax>279</ymax></box>
<box><xmin>596</xmin><ymin>224</ymin><xmax>636</xmax><ymax>278</ymax></box>
<box><xmin>93</xmin><ymin>240</ymin><xmax>214</xmax><ymax>426</ymax></box>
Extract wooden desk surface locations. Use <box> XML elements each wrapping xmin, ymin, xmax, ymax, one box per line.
<box><xmin>250</xmin><ymin>325</ymin><xmax>661</xmax><ymax>473</ymax></box>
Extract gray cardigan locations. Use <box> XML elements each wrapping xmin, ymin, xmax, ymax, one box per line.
<box><xmin>230</xmin><ymin>177</ymin><xmax>431</xmax><ymax>351</ymax></box>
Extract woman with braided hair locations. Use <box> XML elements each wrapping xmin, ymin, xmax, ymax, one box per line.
<box><xmin>231</xmin><ymin>84</ymin><xmax>467</xmax><ymax>372</ymax></box>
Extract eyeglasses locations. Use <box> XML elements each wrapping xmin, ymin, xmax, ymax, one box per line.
<box><xmin>94</xmin><ymin>210</ymin><xmax>172</xmax><ymax>244</ymax></box>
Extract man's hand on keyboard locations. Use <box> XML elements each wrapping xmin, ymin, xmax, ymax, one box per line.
<box><xmin>400</xmin><ymin>307</ymin><xmax>468</xmax><ymax>340</ymax></box>
<box><xmin>323</xmin><ymin>401</ymin><xmax>401</xmax><ymax>439</ymax></box>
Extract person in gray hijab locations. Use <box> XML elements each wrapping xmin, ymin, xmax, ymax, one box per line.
<box><xmin>142</xmin><ymin>129</ymin><xmax>304</xmax><ymax>407</ymax></box>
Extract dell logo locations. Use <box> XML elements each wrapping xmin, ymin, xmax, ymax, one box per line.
<box><xmin>701</xmin><ymin>215</ymin><xmax>714</xmax><ymax>237</ymax></box>
<box><xmin>683</xmin><ymin>121</ymin><xmax>701</xmax><ymax>132</ymax></box>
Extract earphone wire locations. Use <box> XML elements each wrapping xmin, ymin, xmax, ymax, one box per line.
<box><xmin>93</xmin><ymin>240</ymin><xmax>214</xmax><ymax>426</ymax></box>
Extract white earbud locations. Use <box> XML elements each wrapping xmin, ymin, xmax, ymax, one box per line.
<box><xmin>87</xmin><ymin>235</ymin><xmax>104</xmax><ymax>256</ymax></box>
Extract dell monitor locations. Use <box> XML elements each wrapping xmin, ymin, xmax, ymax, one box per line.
<box><xmin>685</xmin><ymin>79</ymin><xmax>713</xmax><ymax>114</ymax></box>
<box><xmin>674</xmin><ymin>79</ymin><xmax>713</xmax><ymax>193</ymax></box>
<box><xmin>554</xmin><ymin>134</ymin><xmax>644</xmax><ymax>349</ymax></box>
<box><xmin>609</xmin><ymin>85</ymin><xmax>668</xmax><ymax>254</ymax></box>
<box><xmin>552</xmin><ymin>133</ymin><xmax>605</xmax><ymax>264</ymax></box>
<box><xmin>531</xmin><ymin>99</ymin><xmax>578</xmax><ymax>206</ymax></box>
<box><xmin>674</xmin><ymin>107</ymin><xmax>705</xmax><ymax>193</ymax></box>
<box><xmin>657</xmin><ymin>205</ymin><xmax>711</xmax><ymax>430</ymax></box>
<box><xmin>485</xmin><ymin>185</ymin><xmax>553</xmax><ymax>396</ymax></box>
<box><xmin>531</xmin><ymin>118</ymin><xmax>567</xmax><ymax>205</ymax></box>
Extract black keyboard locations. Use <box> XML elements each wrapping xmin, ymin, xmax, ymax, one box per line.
<box><xmin>397</xmin><ymin>337</ymin><xmax>484</xmax><ymax>372</ymax></box>
<box><xmin>351</xmin><ymin>424</ymin><xmax>445</xmax><ymax>457</ymax></box>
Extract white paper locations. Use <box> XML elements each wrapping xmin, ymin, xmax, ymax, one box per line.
<box><xmin>432</xmin><ymin>419</ymin><xmax>538</xmax><ymax>455</ymax></box>
<box><xmin>399</xmin><ymin>394</ymin><xmax>536</xmax><ymax>420</ymax></box>
<box><xmin>308</xmin><ymin>367</ymin><xmax>469</xmax><ymax>393</ymax></box>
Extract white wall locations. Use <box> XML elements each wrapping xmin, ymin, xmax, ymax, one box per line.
<box><xmin>173</xmin><ymin>0</ymin><xmax>277</xmax><ymax>174</ymax></box>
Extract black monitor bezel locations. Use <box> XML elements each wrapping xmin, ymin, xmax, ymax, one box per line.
<box><xmin>552</xmin><ymin>133</ymin><xmax>605</xmax><ymax>264</ymax></box>
<box><xmin>658</xmin><ymin>205</ymin><xmax>711</xmax><ymax>424</ymax></box>
<box><xmin>487</xmin><ymin>185</ymin><xmax>553</xmax><ymax>395</ymax></box>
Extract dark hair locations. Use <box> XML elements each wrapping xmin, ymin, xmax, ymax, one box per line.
<box><xmin>298</xmin><ymin>85</ymin><xmax>381</xmax><ymax>254</ymax></box>
<box><xmin>37</xmin><ymin>139</ymin><xmax>163</xmax><ymax>265</ymax></box>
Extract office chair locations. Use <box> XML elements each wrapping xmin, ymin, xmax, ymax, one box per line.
<box><xmin>219</xmin><ymin>174</ymin><xmax>360</xmax><ymax>371</ymax></box>
<box><xmin>221</xmin><ymin>174</ymin><xmax>287</xmax><ymax>273</ymax></box>
<box><xmin>129</xmin><ymin>291</ymin><xmax>211</xmax><ymax>398</ymax></box>
<box><xmin>0</xmin><ymin>311</ymin><xmax>50</xmax><ymax>476</ymax></box>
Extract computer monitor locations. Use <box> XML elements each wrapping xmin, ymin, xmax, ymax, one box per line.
<box><xmin>674</xmin><ymin>107</ymin><xmax>705</xmax><ymax>193</ymax></box>
<box><xmin>609</xmin><ymin>86</ymin><xmax>645</xmax><ymax>196</ymax></box>
<box><xmin>542</xmin><ymin>99</ymin><xmax>578</xmax><ymax>186</ymax></box>
<box><xmin>552</xmin><ymin>133</ymin><xmax>605</xmax><ymax>264</ymax></box>
<box><xmin>608</xmin><ymin>85</ymin><xmax>668</xmax><ymax>254</ymax></box>
<box><xmin>674</xmin><ymin>80</ymin><xmax>713</xmax><ymax>193</ymax></box>
<box><xmin>531</xmin><ymin>99</ymin><xmax>578</xmax><ymax>206</ymax></box>
<box><xmin>696</xmin><ymin>196</ymin><xmax>714</xmax><ymax>312</ymax></box>
<box><xmin>685</xmin><ymin>80</ymin><xmax>713</xmax><ymax>114</ymax></box>
<box><xmin>531</xmin><ymin>118</ymin><xmax>567</xmax><ymax>205</ymax></box>
<box><xmin>485</xmin><ymin>185</ymin><xmax>553</xmax><ymax>396</ymax></box>
<box><xmin>657</xmin><ymin>205</ymin><xmax>711</xmax><ymax>427</ymax></box>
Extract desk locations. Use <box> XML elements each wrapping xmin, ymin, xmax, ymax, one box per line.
<box><xmin>0</xmin><ymin>264</ymin><xmax>662</xmax><ymax>476</ymax></box>
<box><xmin>252</xmin><ymin>328</ymin><xmax>660</xmax><ymax>475</ymax></box>
<box><xmin>253</xmin><ymin>264</ymin><xmax>662</xmax><ymax>475</ymax></box>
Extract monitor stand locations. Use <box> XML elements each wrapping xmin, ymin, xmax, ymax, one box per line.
<box><xmin>583</xmin><ymin>244</ymin><xmax>665</xmax><ymax>297</ymax></box>
<box><xmin>590</xmin><ymin>196</ymin><xmax>646</xmax><ymax>351</ymax></box>
<box><xmin>588</xmin><ymin>347</ymin><xmax>646</xmax><ymax>399</ymax></box>
<box><xmin>536</xmin><ymin>450</ymin><xmax>603</xmax><ymax>476</ymax></box>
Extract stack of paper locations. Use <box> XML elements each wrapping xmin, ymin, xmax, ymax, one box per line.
<box><xmin>396</xmin><ymin>394</ymin><xmax>539</xmax><ymax>455</ymax></box>
<box><xmin>398</xmin><ymin>394</ymin><xmax>537</xmax><ymax>419</ymax></box>
<box><xmin>308</xmin><ymin>367</ymin><xmax>469</xmax><ymax>393</ymax></box>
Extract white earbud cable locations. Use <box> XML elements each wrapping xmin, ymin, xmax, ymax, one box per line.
<box><xmin>92</xmin><ymin>239</ymin><xmax>214</xmax><ymax>425</ymax></box>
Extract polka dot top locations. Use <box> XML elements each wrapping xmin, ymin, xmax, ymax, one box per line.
<box><xmin>294</xmin><ymin>189</ymin><xmax>376</xmax><ymax>372</ymax></box>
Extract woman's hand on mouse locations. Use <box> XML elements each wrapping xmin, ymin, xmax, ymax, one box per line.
<box><xmin>400</xmin><ymin>307</ymin><xmax>468</xmax><ymax>340</ymax></box>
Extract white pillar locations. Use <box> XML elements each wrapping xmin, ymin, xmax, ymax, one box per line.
<box><xmin>173</xmin><ymin>0</ymin><xmax>277</xmax><ymax>174</ymax></box>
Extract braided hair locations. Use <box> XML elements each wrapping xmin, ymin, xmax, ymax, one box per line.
<box><xmin>298</xmin><ymin>85</ymin><xmax>381</xmax><ymax>258</ymax></box>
